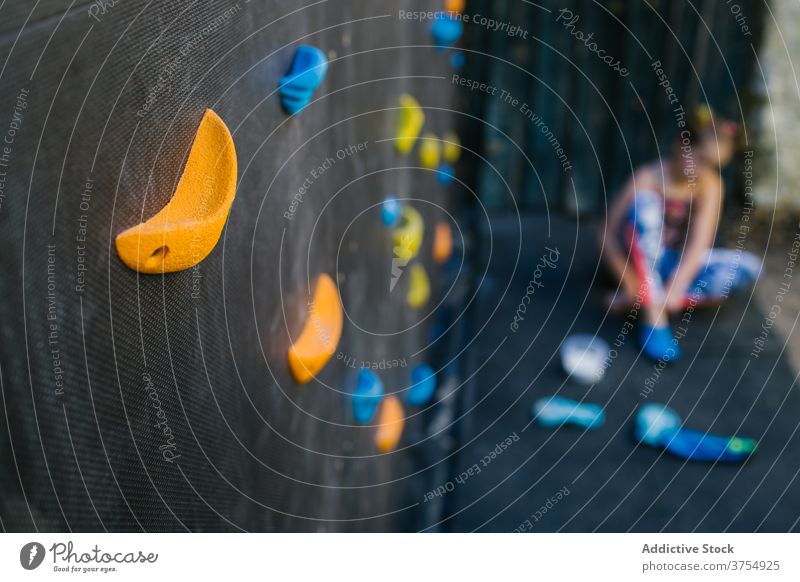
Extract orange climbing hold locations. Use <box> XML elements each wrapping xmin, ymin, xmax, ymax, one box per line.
<box><xmin>287</xmin><ymin>273</ymin><xmax>343</xmax><ymax>384</ymax></box>
<box><xmin>375</xmin><ymin>395</ymin><xmax>405</xmax><ymax>453</ymax></box>
<box><xmin>445</xmin><ymin>0</ymin><xmax>465</xmax><ymax>14</ymax></box>
<box><xmin>115</xmin><ymin>109</ymin><xmax>237</xmax><ymax>273</ymax></box>
<box><xmin>433</xmin><ymin>221</ymin><xmax>453</xmax><ymax>264</ymax></box>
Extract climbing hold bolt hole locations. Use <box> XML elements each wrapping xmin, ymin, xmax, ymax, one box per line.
<box><xmin>150</xmin><ymin>246</ymin><xmax>169</xmax><ymax>261</ymax></box>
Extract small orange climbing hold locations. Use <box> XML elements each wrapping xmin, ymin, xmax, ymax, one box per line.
<box><xmin>288</xmin><ymin>273</ymin><xmax>343</xmax><ymax>384</ymax></box>
<box><xmin>445</xmin><ymin>0</ymin><xmax>465</xmax><ymax>14</ymax></box>
<box><xmin>115</xmin><ymin>109</ymin><xmax>237</xmax><ymax>273</ymax></box>
<box><xmin>375</xmin><ymin>395</ymin><xmax>405</xmax><ymax>453</ymax></box>
<box><xmin>433</xmin><ymin>221</ymin><xmax>453</xmax><ymax>264</ymax></box>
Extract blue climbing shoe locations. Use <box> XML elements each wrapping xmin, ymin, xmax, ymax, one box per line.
<box><xmin>381</xmin><ymin>195</ymin><xmax>402</xmax><ymax>227</ymax></box>
<box><xmin>406</xmin><ymin>364</ymin><xmax>437</xmax><ymax>406</ymax></box>
<box><xmin>640</xmin><ymin>324</ymin><xmax>680</xmax><ymax>363</ymax></box>
<box><xmin>532</xmin><ymin>396</ymin><xmax>605</xmax><ymax>430</ymax></box>
<box><xmin>634</xmin><ymin>403</ymin><xmax>756</xmax><ymax>462</ymax></box>
<box><xmin>279</xmin><ymin>45</ymin><xmax>328</xmax><ymax>114</ymax></box>
<box><xmin>352</xmin><ymin>369</ymin><xmax>384</xmax><ymax>424</ymax></box>
<box><xmin>432</xmin><ymin>14</ymin><xmax>463</xmax><ymax>50</ymax></box>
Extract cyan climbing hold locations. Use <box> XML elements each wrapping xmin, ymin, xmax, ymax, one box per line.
<box><xmin>396</xmin><ymin>94</ymin><xmax>425</xmax><ymax>154</ymax></box>
<box><xmin>635</xmin><ymin>404</ymin><xmax>756</xmax><ymax>462</ymax></box>
<box><xmin>420</xmin><ymin>132</ymin><xmax>442</xmax><ymax>170</ymax></box>
<box><xmin>279</xmin><ymin>45</ymin><xmax>328</xmax><ymax>115</ymax></box>
<box><xmin>381</xmin><ymin>195</ymin><xmax>402</xmax><ymax>227</ymax></box>
<box><xmin>352</xmin><ymin>369</ymin><xmax>384</xmax><ymax>424</ymax></box>
<box><xmin>437</xmin><ymin>164</ymin><xmax>455</xmax><ymax>185</ymax></box>
<box><xmin>532</xmin><ymin>396</ymin><xmax>605</xmax><ymax>430</ymax></box>
<box><xmin>442</xmin><ymin>131</ymin><xmax>461</xmax><ymax>164</ymax></box>
<box><xmin>115</xmin><ymin>109</ymin><xmax>237</xmax><ymax>274</ymax></box>
<box><xmin>432</xmin><ymin>13</ymin><xmax>464</xmax><ymax>50</ymax></box>
<box><xmin>406</xmin><ymin>364</ymin><xmax>437</xmax><ymax>406</ymax></box>
<box><xmin>407</xmin><ymin>263</ymin><xmax>431</xmax><ymax>309</ymax></box>
<box><xmin>393</xmin><ymin>206</ymin><xmax>424</xmax><ymax>260</ymax></box>
<box><xmin>287</xmin><ymin>273</ymin><xmax>343</xmax><ymax>384</ymax></box>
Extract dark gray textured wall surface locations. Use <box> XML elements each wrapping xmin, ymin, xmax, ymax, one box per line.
<box><xmin>0</xmin><ymin>0</ymin><xmax>466</xmax><ymax>531</ymax></box>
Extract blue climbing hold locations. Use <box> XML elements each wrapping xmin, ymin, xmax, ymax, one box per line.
<box><xmin>352</xmin><ymin>369</ymin><xmax>384</xmax><ymax>424</ymax></box>
<box><xmin>381</xmin><ymin>195</ymin><xmax>402</xmax><ymax>227</ymax></box>
<box><xmin>635</xmin><ymin>403</ymin><xmax>756</xmax><ymax>462</ymax></box>
<box><xmin>432</xmin><ymin>14</ymin><xmax>463</xmax><ymax>50</ymax></box>
<box><xmin>437</xmin><ymin>164</ymin><xmax>455</xmax><ymax>186</ymax></box>
<box><xmin>450</xmin><ymin>51</ymin><xmax>465</xmax><ymax>70</ymax></box>
<box><xmin>407</xmin><ymin>364</ymin><xmax>437</xmax><ymax>406</ymax></box>
<box><xmin>532</xmin><ymin>396</ymin><xmax>605</xmax><ymax>430</ymax></box>
<box><xmin>279</xmin><ymin>45</ymin><xmax>328</xmax><ymax>115</ymax></box>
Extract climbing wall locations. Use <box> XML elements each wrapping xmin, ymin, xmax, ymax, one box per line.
<box><xmin>0</xmin><ymin>1</ymin><xmax>467</xmax><ymax>531</ymax></box>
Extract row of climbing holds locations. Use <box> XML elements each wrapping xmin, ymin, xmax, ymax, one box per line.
<box><xmin>287</xmin><ymin>273</ymin><xmax>343</xmax><ymax>384</ymax></box>
<box><xmin>279</xmin><ymin>45</ymin><xmax>328</xmax><ymax>115</ymax></box>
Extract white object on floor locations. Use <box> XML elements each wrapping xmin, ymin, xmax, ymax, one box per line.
<box><xmin>560</xmin><ymin>334</ymin><xmax>610</xmax><ymax>384</ymax></box>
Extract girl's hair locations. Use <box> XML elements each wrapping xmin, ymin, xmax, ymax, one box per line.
<box><xmin>685</xmin><ymin>104</ymin><xmax>739</xmax><ymax>146</ymax></box>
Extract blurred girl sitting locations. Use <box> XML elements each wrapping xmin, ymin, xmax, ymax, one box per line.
<box><xmin>599</xmin><ymin>105</ymin><xmax>760</xmax><ymax>363</ymax></box>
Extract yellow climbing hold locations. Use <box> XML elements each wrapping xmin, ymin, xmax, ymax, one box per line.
<box><xmin>393</xmin><ymin>206</ymin><xmax>424</xmax><ymax>261</ymax></box>
<box><xmin>375</xmin><ymin>395</ymin><xmax>405</xmax><ymax>453</ymax></box>
<box><xmin>419</xmin><ymin>132</ymin><xmax>441</xmax><ymax>170</ymax></box>
<box><xmin>433</xmin><ymin>221</ymin><xmax>453</xmax><ymax>264</ymax></box>
<box><xmin>407</xmin><ymin>263</ymin><xmax>431</xmax><ymax>309</ymax></box>
<box><xmin>396</xmin><ymin>94</ymin><xmax>425</xmax><ymax>155</ymax></box>
<box><xmin>115</xmin><ymin>109</ymin><xmax>237</xmax><ymax>273</ymax></box>
<box><xmin>442</xmin><ymin>130</ymin><xmax>461</xmax><ymax>164</ymax></box>
<box><xmin>288</xmin><ymin>273</ymin><xmax>343</xmax><ymax>384</ymax></box>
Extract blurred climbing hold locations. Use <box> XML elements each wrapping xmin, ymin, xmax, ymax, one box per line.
<box><xmin>287</xmin><ymin>273</ymin><xmax>343</xmax><ymax>384</ymax></box>
<box><xmin>560</xmin><ymin>334</ymin><xmax>610</xmax><ymax>385</ymax></box>
<box><xmin>433</xmin><ymin>221</ymin><xmax>453</xmax><ymax>264</ymax></box>
<box><xmin>450</xmin><ymin>51</ymin><xmax>466</xmax><ymax>70</ymax></box>
<box><xmin>396</xmin><ymin>94</ymin><xmax>425</xmax><ymax>154</ymax></box>
<box><xmin>419</xmin><ymin>132</ymin><xmax>442</xmax><ymax>170</ymax></box>
<box><xmin>115</xmin><ymin>109</ymin><xmax>237</xmax><ymax>274</ymax></box>
<box><xmin>407</xmin><ymin>263</ymin><xmax>431</xmax><ymax>309</ymax></box>
<box><xmin>393</xmin><ymin>205</ymin><xmax>424</xmax><ymax>260</ymax></box>
<box><xmin>406</xmin><ymin>364</ymin><xmax>437</xmax><ymax>406</ymax></box>
<box><xmin>532</xmin><ymin>396</ymin><xmax>605</xmax><ymax>430</ymax></box>
<box><xmin>352</xmin><ymin>369</ymin><xmax>384</xmax><ymax>424</ymax></box>
<box><xmin>381</xmin><ymin>195</ymin><xmax>402</xmax><ymax>227</ymax></box>
<box><xmin>635</xmin><ymin>404</ymin><xmax>756</xmax><ymax>462</ymax></box>
<box><xmin>437</xmin><ymin>164</ymin><xmax>455</xmax><ymax>186</ymax></box>
<box><xmin>375</xmin><ymin>395</ymin><xmax>405</xmax><ymax>453</ymax></box>
<box><xmin>279</xmin><ymin>45</ymin><xmax>328</xmax><ymax>114</ymax></box>
<box><xmin>432</xmin><ymin>13</ymin><xmax>464</xmax><ymax>50</ymax></box>
<box><xmin>444</xmin><ymin>0</ymin><xmax>465</xmax><ymax>14</ymax></box>
<box><xmin>442</xmin><ymin>131</ymin><xmax>461</xmax><ymax>163</ymax></box>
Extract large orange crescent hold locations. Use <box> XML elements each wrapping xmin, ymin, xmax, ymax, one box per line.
<box><xmin>115</xmin><ymin>109</ymin><xmax>238</xmax><ymax>273</ymax></box>
<box><xmin>375</xmin><ymin>395</ymin><xmax>405</xmax><ymax>453</ymax></box>
<box><xmin>288</xmin><ymin>273</ymin><xmax>344</xmax><ymax>384</ymax></box>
